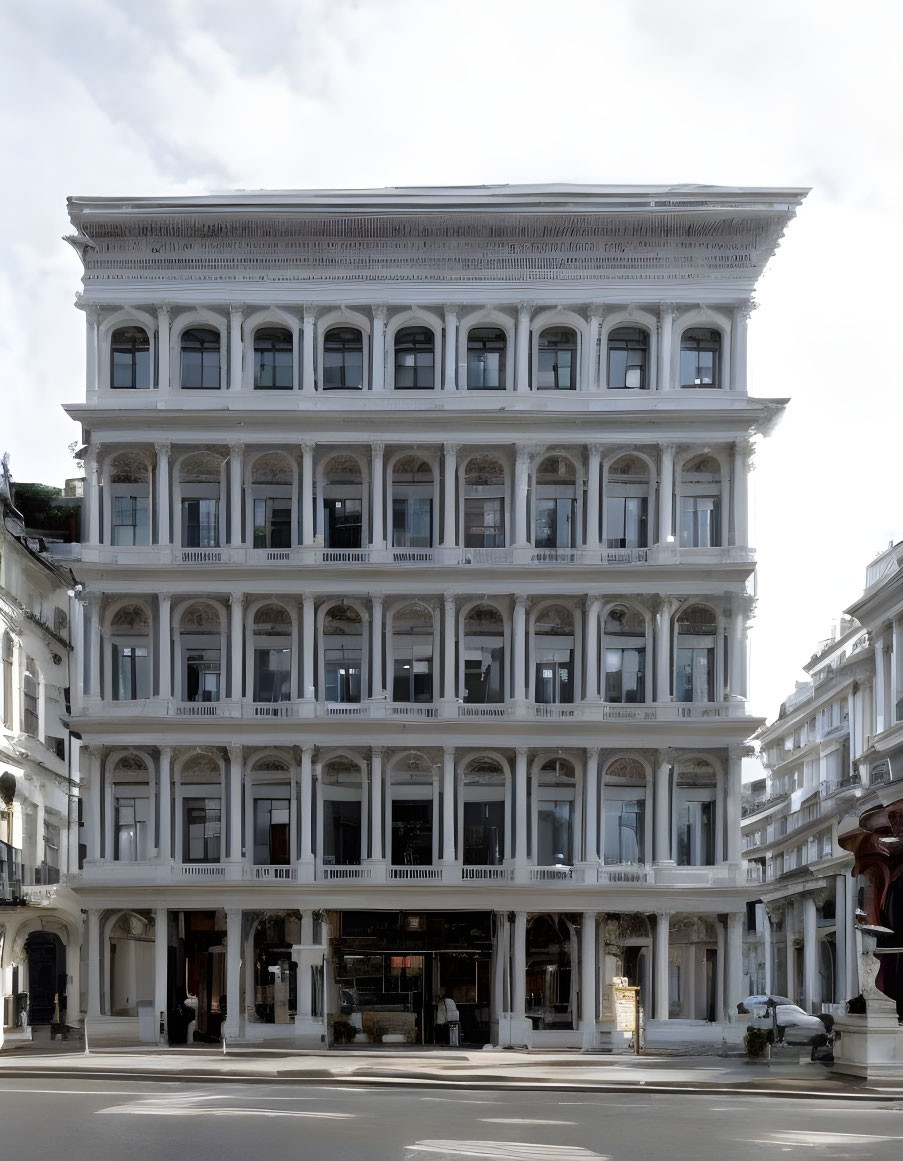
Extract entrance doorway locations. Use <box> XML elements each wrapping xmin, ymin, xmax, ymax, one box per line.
<box><xmin>24</xmin><ymin>931</ymin><xmax>66</xmax><ymax>1025</ymax></box>
<box><xmin>167</xmin><ymin>910</ymin><xmax>226</xmax><ymax>1044</ymax></box>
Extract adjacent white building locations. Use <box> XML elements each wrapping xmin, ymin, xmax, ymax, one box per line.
<box><xmin>61</xmin><ymin>184</ymin><xmax>806</xmax><ymax>1049</ymax></box>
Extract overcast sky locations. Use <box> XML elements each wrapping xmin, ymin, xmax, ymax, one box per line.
<box><xmin>0</xmin><ymin>0</ymin><xmax>900</xmax><ymax>725</ymax></box>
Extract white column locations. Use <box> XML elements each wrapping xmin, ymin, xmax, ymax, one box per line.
<box><xmin>581</xmin><ymin>911</ymin><xmax>597</xmax><ymax>1049</ymax></box>
<box><xmin>655</xmin><ymin>598</ymin><xmax>674</xmax><ymax>702</ymax></box>
<box><xmin>229</xmin><ymin>304</ymin><xmax>243</xmax><ymax>390</ymax></box>
<box><xmin>726</xmin><ymin>749</ymin><xmax>742</xmax><ymax>865</ymax></box>
<box><xmin>654</xmin><ymin>753</ymin><xmax>672</xmax><ymax>863</ymax></box>
<box><xmin>893</xmin><ymin>618</ymin><xmax>903</xmax><ymax>719</ymax></box>
<box><xmin>514</xmin><ymin>445</ymin><xmax>530</xmax><ymax>545</ymax></box>
<box><xmin>657</xmin><ymin>303</ymin><xmax>673</xmax><ymax>390</ymax></box>
<box><xmin>584</xmin><ymin>311</ymin><xmax>601</xmax><ymax>391</ymax></box>
<box><xmin>658</xmin><ymin>442</ymin><xmax>674</xmax><ymax>544</ymax></box>
<box><xmin>802</xmin><ymin>894</ymin><xmax>818</xmax><ymax>1012</ymax></box>
<box><xmin>584</xmin><ymin>747</ymin><xmax>599</xmax><ymax>862</ymax></box>
<box><xmin>731</xmin><ymin>303</ymin><xmax>751</xmax><ymax>393</ymax></box>
<box><xmin>515</xmin><ymin>302</ymin><xmax>531</xmax><ymax>391</ymax></box>
<box><xmin>229</xmin><ymin>444</ymin><xmax>244</xmax><ymax>546</ymax></box>
<box><xmin>300</xmin><ymin>443</ymin><xmax>314</xmax><ymax>545</ymax></box>
<box><xmin>846</xmin><ymin>872</ymin><xmax>859</xmax><ymax>998</ymax></box>
<box><xmin>875</xmin><ymin>635</ymin><xmax>888</xmax><ymax>733</ymax></box>
<box><xmin>653</xmin><ymin>912</ymin><xmax>670</xmax><ymax>1020</ymax></box>
<box><xmin>156</xmin><ymin>303</ymin><xmax>170</xmax><ymax>393</ymax></box>
<box><xmin>442</xmin><ymin>594</ymin><xmax>456</xmax><ymax>701</ymax></box>
<box><xmin>730</xmin><ymin>599</ymin><xmax>748</xmax><ymax>699</ymax></box>
<box><xmin>370</xmin><ymin>594</ymin><xmax>384</xmax><ymax>699</ymax></box>
<box><xmin>84</xmin><ymin>747</ymin><xmax>101</xmax><ymax>861</ymax></box>
<box><xmin>515</xmin><ymin>747</ymin><xmax>528</xmax><ymax>864</ymax></box>
<box><xmin>731</xmin><ymin>440</ymin><xmax>750</xmax><ymax>548</ymax></box>
<box><xmin>155</xmin><ymin>442</ymin><xmax>171</xmax><ymax>545</ymax></box>
<box><xmin>300</xmin><ymin>746</ymin><xmax>314</xmax><ymax>864</ymax></box>
<box><xmin>223</xmin><ymin>908</ymin><xmax>241</xmax><ymax>1040</ymax></box>
<box><xmin>370</xmin><ymin>747</ymin><xmax>384</xmax><ymax>863</ymax></box>
<box><xmin>583</xmin><ymin>598</ymin><xmax>599</xmax><ymax>700</ymax></box>
<box><xmin>86</xmin><ymin>446</ymin><xmax>101</xmax><ymax>545</ymax></box>
<box><xmin>834</xmin><ymin>873</ymin><xmax>847</xmax><ymax>1004</ymax></box>
<box><xmin>158</xmin><ymin>745</ymin><xmax>172</xmax><ymax>861</ymax></box>
<box><xmin>154</xmin><ymin>907</ymin><xmax>168</xmax><ymax>1043</ymax></box>
<box><xmin>726</xmin><ymin>912</ymin><xmax>743</xmax><ymax>1017</ymax></box>
<box><xmin>302</xmin><ymin>307</ymin><xmax>316</xmax><ymax>391</ymax></box>
<box><xmin>441</xmin><ymin>746</ymin><xmax>455</xmax><ymax>864</ymax></box>
<box><xmin>228</xmin><ymin>745</ymin><xmax>242</xmax><ymax>863</ymax></box>
<box><xmin>443</xmin><ymin>307</ymin><xmax>458</xmax><ymax>390</ymax></box>
<box><xmin>230</xmin><ymin>594</ymin><xmax>244</xmax><ymax>699</ymax></box>
<box><xmin>762</xmin><ymin>907</ymin><xmax>774</xmax><ymax>995</ymax></box>
<box><xmin>302</xmin><ymin>593</ymin><xmax>315</xmax><ymax>699</ymax></box>
<box><xmin>371</xmin><ymin>305</ymin><xmax>386</xmax><ymax>392</ymax></box>
<box><xmin>493</xmin><ymin>912</ymin><xmax>508</xmax><ymax>1033</ymax></box>
<box><xmin>513</xmin><ymin>911</ymin><xmax>527</xmax><ymax>1018</ymax></box>
<box><xmin>85</xmin><ymin>306</ymin><xmax>99</xmax><ymax>397</ymax></box>
<box><xmin>370</xmin><ymin>442</ymin><xmax>385</xmax><ymax>548</ymax></box>
<box><xmin>442</xmin><ymin>443</ymin><xmax>458</xmax><ymax>546</ymax></box>
<box><xmin>715</xmin><ymin>919</ymin><xmax>726</xmax><ymax>1022</ymax></box>
<box><xmin>585</xmin><ymin>444</ymin><xmax>601</xmax><ymax>549</ymax></box>
<box><xmin>87</xmin><ymin>593</ymin><xmax>102</xmax><ymax>698</ymax></box>
<box><xmin>86</xmin><ymin>909</ymin><xmax>102</xmax><ymax>1018</ymax></box>
<box><xmin>785</xmin><ymin>901</ymin><xmax>795</xmax><ymax>1000</ymax></box>
<box><xmin>158</xmin><ymin>592</ymin><xmax>171</xmax><ymax>698</ymax></box>
<box><xmin>512</xmin><ymin>595</ymin><xmax>527</xmax><ymax>701</ymax></box>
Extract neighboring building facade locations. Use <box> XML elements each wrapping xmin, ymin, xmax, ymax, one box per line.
<box><xmin>62</xmin><ymin>184</ymin><xmax>805</xmax><ymax>1048</ymax></box>
<box><xmin>743</xmin><ymin>541</ymin><xmax>903</xmax><ymax>1015</ymax></box>
<box><xmin>0</xmin><ymin>458</ymin><xmax>81</xmax><ymax>1036</ymax></box>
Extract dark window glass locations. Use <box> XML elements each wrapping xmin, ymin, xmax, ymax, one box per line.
<box><xmin>112</xmin><ymin>495</ymin><xmax>150</xmax><ymax>546</ymax></box>
<box><xmin>537</xmin><ymin>328</ymin><xmax>576</xmax><ymax>390</ymax></box>
<box><xmin>324</xmin><ymin>498</ymin><xmax>362</xmax><ymax>548</ymax></box>
<box><xmin>677</xmin><ymin>801</ymin><xmax>715</xmax><ymax>865</ymax></box>
<box><xmin>253</xmin><ymin>798</ymin><xmax>290</xmax><ymax>864</ymax></box>
<box><xmin>603</xmin><ymin>799</ymin><xmax>645</xmax><ymax>864</ymax></box>
<box><xmin>253</xmin><ymin>648</ymin><xmax>291</xmax><ymax>703</ymax></box>
<box><xmin>607</xmin><ymin>327</ymin><xmax>648</xmax><ymax>389</ymax></box>
<box><xmin>325</xmin><ymin>656</ymin><xmax>362</xmax><ymax>702</ymax></box>
<box><xmin>394</xmin><ymin>327</ymin><xmax>435</xmax><ymax>389</ymax></box>
<box><xmin>680</xmin><ymin>328</ymin><xmax>721</xmax><ymax>388</ymax></box>
<box><xmin>606</xmin><ymin>496</ymin><xmax>648</xmax><ymax>548</ymax></box>
<box><xmin>253</xmin><ymin>498</ymin><xmax>292</xmax><ymax>548</ymax></box>
<box><xmin>323</xmin><ymin>327</ymin><xmax>364</xmax><ymax>389</ymax></box>
<box><xmin>467</xmin><ymin>328</ymin><xmax>506</xmax><ymax>389</ymax></box>
<box><xmin>464</xmin><ymin>498</ymin><xmax>504</xmax><ymax>548</ymax></box>
<box><xmin>391</xmin><ymin>800</ymin><xmax>433</xmax><ymax>866</ymax></box>
<box><xmin>535</xmin><ymin>662</ymin><xmax>573</xmax><ymax>704</ymax></box>
<box><xmin>181</xmin><ymin>498</ymin><xmax>219</xmax><ymax>547</ymax></box>
<box><xmin>183</xmin><ymin>798</ymin><xmax>221</xmax><ymax>862</ymax></box>
<box><xmin>604</xmin><ymin>648</ymin><xmax>646</xmax><ymax>703</ymax></box>
<box><xmin>180</xmin><ymin>328</ymin><xmax>221</xmax><ymax>389</ymax></box>
<box><xmin>679</xmin><ymin>496</ymin><xmax>721</xmax><ymax>547</ymax></box>
<box><xmin>254</xmin><ymin>327</ymin><xmax>293</xmax><ymax>389</ymax></box>
<box><xmin>534</xmin><ymin>498</ymin><xmax>576</xmax><ymax>548</ymax></box>
<box><xmin>185</xmin><ymin>649</ymin><xmax>221</xmax><ymax>703</ymax></box>
<box><xmin>392</xmin><ymin>497</ymin><xmax>433</xmax><ymax>547</ymax></box>
<box><xmin>323</xmin><ymin>799</ymin><xmax>361</xmax><ymax>865</ymax></box>
<box><xmin>113</xmin><ymin>644</ymin><xmax>150</xmax><ymax>700</ymax></box>
<box><xmin>463</xmin><ymin>801</ymin><xmax>505</xmax><ymax>866</ymax></box>
<box><xmin>111</xmin><ymin>327</ymin><xmax>151</xmax><ymax>390</ymax></box>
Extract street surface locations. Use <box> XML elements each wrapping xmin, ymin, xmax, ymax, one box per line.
<box><xmin>1</xmin><ymin>1078</ymin><xmax>901</xmax><ymax>1160</ymax></box>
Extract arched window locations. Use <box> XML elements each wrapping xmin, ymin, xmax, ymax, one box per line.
<box><xmin>180</xmin><ymin>327</ymin><xmax>221</xmax><ymax>389</ymax></box>
<box><xmin>249</xmin><ymin>758</ymin><xmax>291</xmax><ymax>866</ymax></box>
<box><xmin>463</xmin><ymin>604</ymin><xmax>505</xmax><ymax>703</ymax></box>
<box><xmin>323</xmin><ymin>327</ymin><xmax>364</xmax><ymax>389</ymax></box>
<box><xmin>391</xmin><ymin>605</ymin><xmax>434</xmax><ymax>703</ymax></box>
<box><xmin>321</xmin><ymin>455</ymin><xmax>364</xmax><ymax>548</ymax></box>
<box><xmin>461</xmin><ymin>756</ymin><xmax>507</xmax><ymax>866</ymax></box>
<box><xmin>605</xmin><ymin>456</ymin><xmax>649</xmax><ymax>549</ymax></box>
<box><xmin>322</xmin><ymin>605</ymin><xmax>363</xmax><ymax>703</ymax></box>
<box><xmin>321</xmin><ymin>757</ymin><xmax>364</xmax><ymax>865</ymax></box>
<box><xmin>110</xmin><ymin>604</ymin><xmax>151</xmax><ymax>701</ymax></box>
<box><xmin>534</xmin><ymin>456</ymin><xmax>576</xmax><ymax>549</ymax></box>
<box><xmin>252</xmin><ymin>605</ymin><xmax>292</xmax><ymax>704</ymax></box>
<box><xmin>603</xmin><ymin>606</ymin><xmax>646</xmax><ymax>704</ymax></box>
<box><xmin>253</xmin><ymin>327</ymin><xmax>293</xmax><ymax>389</ymax></box>
<box><xmin>249</xmin><ymin>453</ymin><xmax>293</xmax><ymax>549</ymax></box>
<box><xmin>679</xmin><ymin>456</ymin><xmax>721</xmax><ymax>548</ymax></box>
<box><xmin>603</xmin><ymin>756</ymin><xmax>647</xmax><ymax>864</ymax></box>
<box><xmin>22</xmin><ymin>655</ymin><xmax>38</xmax><ymax>736</ymax></box>
<box><xmin>467</xmin><ymin>327</ymin><xmax>506</xmax><ymax>390</ymax></box>
<box><xmin>607</xmin><ymin>327</ymin><xmax>648</xmax><ymax>389</ymax></box>
<box><xmin>111</xmin><ymin>754</ymin><xmax>151</xmax><ymax>861</ymax></box>
<box><xmin>110</xmin><ymin>326</ymin><xmax>151</xmax><ymax>390</ymax></box>
<box><xmin>390</xmin><ymin>754</ymin><xmax>434</xmax><ymax>866</ymax></box>
<box><xmin>536</xmin><ymin>758</ymin><xmax>576</xmax><ymax>865</ymax></box>
<box><xmin>675</xmin><ymin>759</ymin><xmax>717</xmax><ymax>865</ymax></box>
<box><xmin>533</xmin><ymin>605</ymin><xmax>575</xmax><ymax>705</ymax></box>
<box><xmin>680</xmin><ymin>328</ymin><xmax>721</xmax><ymax>387</ymax></box>
<box><xmin>1</xmin><ymin>632</ymin><xmax>13</xmax><ymax>730</ymax></box>
<box><xmin>179</xmin><ymin>753</ymin><xmax>222</xmax><ymax>863</ymax></box>
<box><xmin>675</xmin><ymin>605</ymin><xmax>717</xmax><ymax>703</ymax></box>
<box><xmin>464</xmin><ymin>456</ymin><xmax>505</xmax><ymax>548</ymax></box>
<box><xmin>108</xmin><ymin>452</ymin><xmax>151</xmax><ymax>546</ymax></box>
<box><xmin>394</xmin><ymin>327</ymin><xmax>435</xmax><ymax>389</ymax></box>
<box><xmin>178</xmin><ymin>453</ymin><xmax>224</xmax><ymax>548</ymax></box>
<box><xmin>392</xmin><ymin>456</ymin><xmax>433</xmax><ymax>548</ymax></box>
<box><xmin>179</xmin><ymin>603</ymin><xmax>223</xmax><ymax>703</ymax></box>
<box><xmin>537</xmin><ymin>327</ymin><xmax>576</xmax><ymax>390</ymax></box>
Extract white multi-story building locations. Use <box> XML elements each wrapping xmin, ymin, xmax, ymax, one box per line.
<box><xmin>62</xmin><ymin>184</ymin><xmax>805</xmax><ymax>1049</ymax></box>
<box><xmin>0</xmin><ymin>459</ymin><xmax>81</xmax><ymax>1038</ymax></box>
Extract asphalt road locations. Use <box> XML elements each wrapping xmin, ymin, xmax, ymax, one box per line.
<box><xmin>1</xmin><ymin>1078</ymin><xmax>902</xmax><ymax>1161</ymax></box>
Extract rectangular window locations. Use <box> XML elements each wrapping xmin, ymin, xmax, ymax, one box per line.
<box><xmin>464</xmin><ymin>651</ymin><xmax>504</xmax><ymax>703</ymax></box>
<box><xmin>675</xmin><ymin>647</ymin><xmax>714</xmax><ymax>703</ymax></box>
<box><xmin>185</xmin><ymin>650</ymin><xmax>221</xmax><ymax>703</ymax></box>
<box><xmin>679</xmin><ymin>496</ymin><xmax>721</xmax><ymax>548</ymax></box>
<box><xmin>534</xmin><ymin>662</ymin><xmax>573</xmax><ymax>704</ymax></box>
<box><xmin>112</xmin><ymin>495</ymin><xmax>150</xmax><ymax>546</ymax></box>
<box><xmin>253</xmin><ymin>797</ymin><xmax>290</xmax><ymax>865</ymax></box>
<box><xmin>114</xmin><ymin>644</ymin><xmax>150</xmax><ymax>700</ymax></box>
<box><xmin>325</xmin><ymin>498</ymin><xmax>362</xmax><ymax>548</ymax></box>
<box><xmin>180</xmin><ymin>348</ymin><xmax>220</xmax><ymax>389</ymax></box>
<box><xmin>604</xmin><ymin>648</ymin><xmax>646</xmax><ymax>703</ymax></box>
<box><xmin>676</xmin><ymin>800</ymin><xmax>715</xmax><ymax>866</ymax></box>
<box><xmin>323</xmin><ymin>799</ymin><xmax>361</xmax><ymax>865</ymax></box>
<box><xmin>462</xmin><ymin>801</ymin><xmax>505</xmax><ymax>865</ymax></box>
<box><xmin>181</xmin><ymin>498</ymin><xmax>220</xmax><ymax>548</ymax></box>
<box><xmin>603</xmin><ymin>799</ymin><xmax>645</xmax><ymax>864</ymax></box>
<box><xmin>534</xmin><ymin>498</ymin><xmax>576</xmax><ymax>548</ymax></box>
<box><xmin>392</xmin><ymin>498</ymin><xmax>433</xmax><ymax>548</ymax></box>
<box><xmin>464</xmin><ymin>498</ymin><xmax>504</xmax><ymax>548</ymax></box>
<box><xmin>537</xmin><ymin>800</ymin><xmax>573</xmax><ymax>865</ymax></box>
<box><xmin>392</xmin><ymin>658</ymin><xmax>433</xmax><ymax>703</ymax></box>
<box><xmin>254</xmin><ymin>348</ymin><xmax>293</xmax><ymax>389</ymax></box>
<box><xmin>253</xmin><ymin>648</ymin><xmax>291</xmax><ymax>703</ymax></box>
<box><xmin>22</xmin><ymin>657</ymin><xmax>38</xmax><ymax>737</ymax></box>
<box><xmin>537</xmin><ymin>348</ymin><xmax>572</xmax><ymax>390</ymax></box>
<box><xmin>115</xmin><ymin>797</ymin><xmax>149</xmax><ymax>861</ymax></box>
<box><xmin>606</xmin><ymin>496</ymin><xmax>648</xmax><ymax>549</ymax></box>
<box><xmin>325</xmin><ymin>656</ymin><xmax>362</xmax><ymax>703</ymax></box>
<box><xmin>253</xmin><ymin>498</ymin><xmax>292</xmax><ymax>548</ymax></box>
<box><xmin>183</xmin><ymin>798</ymin><xmax>221</xmax><ymax>862</ymax></box>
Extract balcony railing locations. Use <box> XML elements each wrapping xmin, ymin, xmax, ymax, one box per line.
<box><xmin>389</xmin><ymin>866</ymin><xmax>445</xmax><ymax>881</ymax></box>
<box><xmin>320</xmin><ymin>864</ymin><xmax>372</xmax><ymax>881</ymax></box>
<box><xmin>461</xmin><ymin>865</ymin><xmax>513</xmax><ymax>881</ymax></box>
<box><xmin>245</xmin><ymin>864</ymin><xmax>299</xmax><ymax>881</ymax></box>
<box><xmin>177</xmin><ymin>862</ymin><xmax>226</xmax><ymax>878</ymax></box>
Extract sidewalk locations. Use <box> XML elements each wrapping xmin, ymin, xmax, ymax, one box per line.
<box><xmin>1</xmin><ymin>1039</ymin><xmax>901</xmax><ymax>1099</ymax></box>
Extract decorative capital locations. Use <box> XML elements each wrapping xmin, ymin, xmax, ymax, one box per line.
<box><xmin>444</xmin><ymin>304</ymin><xmax>459</xmax><ymax>320</ymax></box>
<box><xmin>229</xmin><ymin>303</ymin><xmax>244</xmax><ymax>317</ymax></box>
<box><xmin>660</xmin><ymin>302</ymin><xmax>676</xmax><ymax>318</ymax></box>
<box><xmin>302</xmin><ymin>305</ymin><xmax>316</xmax><ymax>325</ymax></box>
<box><xmin>444</xmin><ymin>442</ymin><xmax>459</xmax><ymax>458</ymax></box>
<box><xmin>372</xmin><ymin>304</ymin><xmax>388</xmax><ymax>323</ymax></box>
<box><xmin>229</xmin><ymin>592</ymin><xmax>245</xmax><ymax>607</ymax></box>
<box><xmin>586</xmin><ymin>304</ymin><xmax>604</xmax><ymax>323</ymax></box>
<box><xmin>443</xmin><ymin>593</ymin><xmax>456</xmax><ymax>612</ymax></box>
<box><xmin>514</xmin><ymin>593</ymin><xmax>529</xmax><ymax>608</ymax></box>
<box><xmin>155</xmin><ymin>302</ymin><xmax>171</xmax><ymax>319</ymax></box>
<box><xmin>228</xmin><ymin>743</ymin><xmax>243</xmax><ymax>760</ymax></box>
<box><xmin>586</xmin><ymin>746</ymin><xmax>600</xmax><ymax>762</ymax></box>
<box><xmin>371</xmin><ymin>745</ymin><xmax>385</xmax><ymax>760</ymax></box>
<box><xmin>728</xmin><ymin>743</ymin><xmax>754</xmax><ymax>762</ymax></box>
<box><xmin>84</xmin><ymin>304</ymin><xmax>101</xmax><ymax>325</ymax></box>
<box><xmin>517</xmin><ymin>300</ymin><xmax>532</xmax><ymax>318</ymax></box>
<box><xmin>371</xmin><ymin>441</ymin><xmax>385</xmax><ymax>458</ymax></box>
<box><xmin>657</xmin><ymin>747</ymin><xmax>679</xmax><ymax>765</ymax></box>
<box><xmin>154</xmin><ymin>440</ymin><xmax>171</xmax><ymax>459</ymax></box>
<box><xmin>228</xmin><ymin>442</ymin><xmax>244</xmax><ymax>457</ymax></box>
<box><xmin>371</xmin><ymin>592</ymin><xmax>384</xmax><ymax>607</ymax></box>
<box><xmin>299</xmin><ymin>441</ymin><xmax>314</xmax><ymax>458</ymax></box>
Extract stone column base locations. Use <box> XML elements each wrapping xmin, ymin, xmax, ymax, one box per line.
<box><xmin>495</xmin><ymin>1014</ymin><xmax>533</xmax><ymax>1048</ymax></box>
<box><xmin>833</xmin><ymin>1009</ymin><xmax>903</xmax><ymax>1079</ymax></box>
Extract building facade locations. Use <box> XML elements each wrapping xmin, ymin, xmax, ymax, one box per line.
<box><xmin>62</xmin><ymin>184</ymin><xmax>805</xmax><ymax>1048</ymax></box>
<box><xmin>0</xmin><ymin>459</ymin><xmax>81</xmax><ymax>1039</ymax></box>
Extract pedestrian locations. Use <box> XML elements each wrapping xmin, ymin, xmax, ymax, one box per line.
<box><xmin>435</xmin><ymin>986</ymin><xmax>459</xmax><ymax>1046</ymax></box>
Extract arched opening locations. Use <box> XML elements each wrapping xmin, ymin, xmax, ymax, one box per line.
<box><xmin>390</xmin><ymin>753</ymin><xmax>434</xmax><ymax>867</ymax></box>
<box><xmin>607</xmin><ymin>326</ymin><xmax>649</xmax><ymax>389</ymax></box>
<box><xmin>680</xmin><ymin>328</ymin><xmax>721</xmax><ymax>387</ymax></box>
<box><xmin>466</xmin><ymin>327</ymin><xmax>506</xmax><ymax>390</ymax></box>
<box><xmin>111</xmin><ymin>326</ymin><xmax>151</xmax><ymax>390</ymax></box>
<box><xmin>108</xmin><ymin>913</ymin><xmax>153</xmax><ymax>1017</ymax></box>
<box><xmin>602</xmin><ymin>605</ymin><xmax>646</xmax><ymax>704</ymax></box>
<box><xmin>109</xmin><ymin>603</ymin><xmax>151</xmax><ymax>701</ymax></box>
<box><xmin>251</xmin><ymin>914</ymin><xmax>299</xmax><ymax>1024</ymax></box>
<box><xmin>25</xmin><ymin>931</ymin><xmax>68</xmax><ymax>1025</ymax></box>
<box><xmin>111</xmin><ymin>754</ymin><xmax>152</xmax><ymax>861</ymax></box>
<box><xmin>392</xmin><ymin>456</ymin><xmax>434</xmax><ymax>548</ymax></box>
<box><xmin>534</xmin><ymin>456</ymin><xmax>576</xmax><ymax>549</ymax></box>
<box><xmin>537</xmin><ymin>327</ymin><xmax>577</xmax><ymax>390</ymax></box>
<box><xmin>321</xmin><ymin>604</ymin><xmax>363</xmax><ymax>703</ymax></box>
<box><xmin>675</xmin><ymin>605</ymin><xmax>718</xmax><ymax>703</ymax></box>
<box><xmin>679</xmin><ymin>455</ymin><xmax>722</xmax><ymax>548</ymax></box>
<box><xmin>460</xmin><ymin>756</ymin><xmax>507</xmax><ymax>866</ymax></box>
<box><xmin>533</xmin><ymin>605</ymin><xmax>575</xmax><ymax>705</ymax></box>
<box><xmin>250</xmin><ymin>757</ymin><xmax>292</xmax><ymax>867</ymax></box>
<box><xmin>2</xmin><ymin>631</ymin><xmax>13</xmax><ymax>729</ymax></box>
<box><xmin>178</xmin><ymin>603</ymin><xmax>223</xmax><ymax>704</ymax></box>
<box><xmin>178</xmin><ymin>452</ymin><xmax>224</xmax><ymax>548</ymax></box>
<box><xmin>391</xmin><ymin>604</ymin><xmax>434</xmax><ymax>704</ymax></box>
<box><xmin>605</xmin><ymin>455</ymin><xmax>649</xmax><ymax>550</ymax></box>
<box><xmin>180</xmin><ymin>327</ymin><xmax>221</xmax><ymax>389</ymax></box>
<box><xmin>394</xmin><ymin>327</ymin><xmax>435</xmax><ymax>389</ymax></box>
<box><xmin>602</xmin><ymin>757</ymin><xmax>647</xmax><ymax>865</ymax></box>
<box><xmin>463</xmin><ymin>456</ymin><xmax>506</xmax><ymax>548</ymax></box>
<box><xmin>251</xmin><ymin>604</ymin><xmax>292</xmax><ymax>704</ymax></box>
<box><xmin>675</xmin><ymin>759</ymin><xmax>717</xmax><ymax>866</ymax></box>
<box><xmin>22</xmin><ymin>655</ymin><xmax>38</xmax><ymax>736</ymax></box>
<box><xmin>525</xmin><ymin>914</ymin><xmax>579</xmax><ymax>1031</ymax></box>
<box><xmin>323</xmin><ymin>326</ymin><xmax>364</xmax><ymax>389</ymax></box>
<box><xmin>253</xmin><ymin>327</ymin><xmax>293</xmax><ymax>389</ymax></box>
<box><xmin>535</xmin><ymin>758</ymin><xmax>577</xmax><ymax>865</ymax></box>
<box><xmin>249</xmin><ymin>453</ymin><xmax>294</xmax><ymax>549</ymax></box>
<box><xmin>462</xmin><ymin>604</ymin><xmax>505</xmax><ymax>704</ymax></box>
<box><xmin>321</xmin><ymin>455</ymin><xmax>364</xmax><ymax>548</ymax></box>
<box><xmin>108</xmin><ymin>452</ymin><xmax>151</xmax><ymax>546</ymax></box>
<box><xmin>178</xmin><ymin>753</ymin><xmax>222</xmax><ymax>864</ymax></box>
<box><xmin>321</xmin><ymin>757</ymin><xmax>364</xmax><ymax>866</ymax></box>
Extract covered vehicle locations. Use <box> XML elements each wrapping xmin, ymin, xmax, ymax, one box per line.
<box><xmin>747</xmin><ymin>1000</ymin><xmax>828</xmax><ymax>1045</ymax></box>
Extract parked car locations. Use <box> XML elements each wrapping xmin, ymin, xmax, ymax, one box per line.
<box><xmin>748</xmin><ymin>1001</ymin><xmax>828</xmax><ymax>1045</ymax></box>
